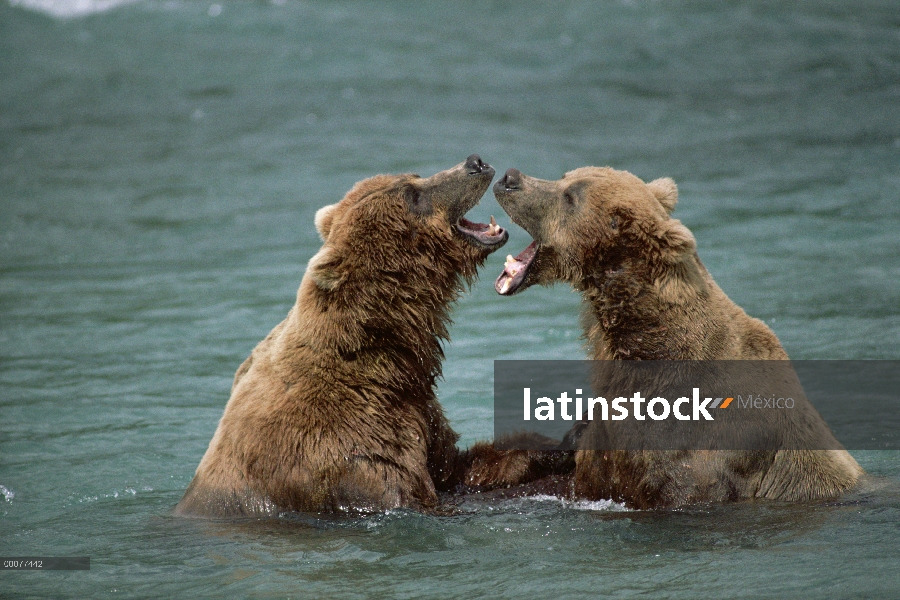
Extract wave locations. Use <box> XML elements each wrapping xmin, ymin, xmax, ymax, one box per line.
<box><xmin>8</xmin><ymin>0</ymin><xmax>141</xmax><ymax>18</ymax></box>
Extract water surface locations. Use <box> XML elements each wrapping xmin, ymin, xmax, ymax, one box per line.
<box><xmin>2</xmin><ymin>1</ymin><xmax>899</xmax><ymax>597</ymax></box>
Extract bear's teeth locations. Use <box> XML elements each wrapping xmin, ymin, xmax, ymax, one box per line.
<box><xmin>505</xmin><ymin>255</ymin><xmax>515</xmax><ymax>265</ymax></box>
<box><xmin>486</xmin><ymin>216</ymin><xmax>499</xmax><ymax>236</ymax></box>
<box><xmin>500</xmin><ymin>279</ymin><xmax>512</xmax><ymax>294</ymax></box>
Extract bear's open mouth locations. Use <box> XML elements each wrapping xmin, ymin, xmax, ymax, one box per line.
<box><xmin>456</xmin><ymin>216</ymin><xmax>508</xmax><ymax>250</ymax></box>
<box><xmin>495</xmin><ymin>240</ymin><xmax>537</xmax><ymax>295</ymax></box>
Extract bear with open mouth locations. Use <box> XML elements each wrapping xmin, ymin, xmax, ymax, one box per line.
<box><xmin>175</xmin><ymin>156</ymin><xmax>514</xmax><ymax>517</ymax></box>
<box><xmin>493</xmin><ymin>165</ymin><xmax>863</xmax><ymax>509</ymax></box>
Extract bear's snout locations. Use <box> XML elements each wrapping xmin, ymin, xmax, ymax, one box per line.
<box><xmin>465</xmin><ymin>154</ymin><xmax>490</xmax><ymax>175</ymax></box>
<box><xmin>496</xmin><ymin>168</ymin><xmax>522</xmax><ymax>192</ymax></box>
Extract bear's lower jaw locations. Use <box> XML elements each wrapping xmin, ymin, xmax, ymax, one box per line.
<box><xmin>495</xmin><ymin>241</ymin><xmax>538</xmax><ymax>296</ymax></box>
<box><xmin>455</xmin><ymin>216</ymin><xmax>509</xmax><ymax>251</ymax></box>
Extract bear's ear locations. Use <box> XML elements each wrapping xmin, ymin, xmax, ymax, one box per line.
<box><xmin>657</xmin><ymin>218</ymin><xmax>696</xmax><ymax>261</ymax></box>
<box><xmin>315</xmin><ymin>203</ymin><xmax>337</xmax><ymax>241</ymax></box>
<box><xmin>648</xmin><ymin>177</ymin><xmax>678</xmax><ymax>214</ymax></box>
<box><xmin>307</xmin><ymin>246</ymin><xmax>345</xmax><ymax>291</ymax></box>
<box><xmin>654</xmin><ymin>219</ymin><xmax>705</xmax><ymax>302</ymax></box>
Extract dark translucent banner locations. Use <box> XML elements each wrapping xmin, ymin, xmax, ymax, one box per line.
<box><xmin>493</xmin><ymin>361</ymin><xmax>899</xmax><ymax>451</ymax></box>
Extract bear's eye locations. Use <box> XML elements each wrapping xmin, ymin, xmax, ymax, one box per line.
<box><xmin>564</xmin><ymin>191</ymin><xmax>576</xmax><ymax>206</ymax></box>
<box><xmin>610</xmin><ymin>216</ymin><xmax>619</xmax><ymax>231</ymax></box>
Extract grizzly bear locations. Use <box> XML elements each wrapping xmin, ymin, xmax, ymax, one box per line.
<box><xmin>175</xmin><ymin>155</ymin><xmax>511</xmax><ymax>517</ymax></box>
<box><xmin>492</xmin><ymin>166</ymin><xmax>863</xmax><ymax>509</ymax></box>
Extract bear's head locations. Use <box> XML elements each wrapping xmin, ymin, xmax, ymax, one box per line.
<box><xmin>493</xmin><ymin>166</ymin><xmax>696</xmax><ymax>295</ymax></box>
<box><xmin>308</xmin><ymin>155</ymin><xmax>508</xmax><ymax>300</ymax></box>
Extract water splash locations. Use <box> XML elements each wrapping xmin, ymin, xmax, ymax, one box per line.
<box><xmin>527</xmin><ymin>494</ymin><xmax>629</xmax><ymax>512</ymax></box>
<box><xmin>0</xmin><ymin>484</ymin><xmax>14</xmax><ymax>502</ymax></box>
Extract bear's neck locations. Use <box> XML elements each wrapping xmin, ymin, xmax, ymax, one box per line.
<box><xmin>579</xmin><ymin>253</ymin><xmax>706</xmax><ymax>360</ymax></box>
<box><xmin>291</xmin><ymin>248</ymin><xmax>479</xmax><ymax>386</ymax></box>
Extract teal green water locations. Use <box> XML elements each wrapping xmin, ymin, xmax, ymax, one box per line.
<box><xmin>2</xmin><ymin>1</ymin><xmax>899</xmax><ymax>597</ymax></box>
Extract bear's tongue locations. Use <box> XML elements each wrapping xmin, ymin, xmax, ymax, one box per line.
<box><xmin>495</xmin><ymin>241</ymin><xmax>537</xmax><ymax>295</ymax></box>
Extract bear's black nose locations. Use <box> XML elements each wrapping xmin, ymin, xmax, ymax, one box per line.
<box><xmin>501</xmin><ymin>168</ymin><xmax>522</xmax><ymax>190</ymax></box>
<box><xmin>465</xmin><ymin>154</ymin><xmax>489</xmax><ymax>175</ymax></box>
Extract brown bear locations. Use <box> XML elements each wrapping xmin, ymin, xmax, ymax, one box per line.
<box><xmin>492</xmin><ymin>165</ymin><xmax>863</xmax><ymax>509</ymax></box>
<box><xmin>175</xmin><ymin>155</ymin><xmax>511</xmax><ymax>517</ymax></box>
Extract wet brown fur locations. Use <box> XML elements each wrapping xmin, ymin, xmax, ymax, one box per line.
<box><xmin>494</xmin><ymin>166</ymin><xmax>863</xmax><ymax>509</ymax></box>
<box><xmin>176</xmin><ymin>163</ymin><xmax>508</xmax><ymax>517</ymax></box>
<box><xmin>462</xmin><ymin>432</ymin><xmax>575</xmax><ymax>490</ymax></box>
